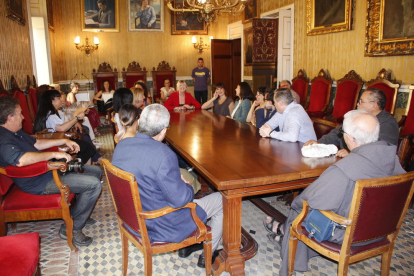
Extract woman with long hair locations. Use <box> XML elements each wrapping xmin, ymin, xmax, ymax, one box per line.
<box><xmin>201</xmin><ymin>82</ymin><xmax>234</xmax><ymax>117</ymax></box>
<box><xmin>93</xmin><ymin>80</ymin><xmax>114</xmax><ymax>124</ymax></box>
<box><xmin>33</xmin><ymin>90</ymin><xmax>101</xmax><ymax>165</ymax></box>
<box><xmin>230</xmin><ymin>82</ymin><xmax>254</xmax><ymax>122</ymax></box>
<box><xmin>246</xmin><ymin>87</ymin><xmax>267</xmax><ymax>125</ymax></box>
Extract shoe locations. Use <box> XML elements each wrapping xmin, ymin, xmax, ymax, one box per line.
<box><xmin>178</xmin><ymin>243</ymin><xmax>203</xmax><ymax>258</ymax></box>
<box><xmin>197</xmin><ymin>249</ymin><xmax>222</xmax><ymax>268</ymax></box>
<box><xmin>85</xmin><ymin>218</ymin><xmax>97</xmax><ymax>226</ymax></box>
<box><xmin>58</xmin><ymin>227</ymin><xmax>93</xmax><ymax>247</ymax></box>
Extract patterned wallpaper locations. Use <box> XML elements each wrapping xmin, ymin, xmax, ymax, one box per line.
<box><xmin>0</xmin><ymin>0</ymin><xmax>33</xmax><ymax>90</ymax></box>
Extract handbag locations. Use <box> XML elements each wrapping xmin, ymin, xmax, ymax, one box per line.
<box><xmin>305</xmin><ymin>209</ymin><xmax>341</xmax><ymax>242</ymax></box>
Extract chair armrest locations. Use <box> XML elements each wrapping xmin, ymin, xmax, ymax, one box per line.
<box><xmin>139</xmin><ymin>202</ymin><xmax>207</xmax><ymax>239</ymax></box>
<box><xmin>398</xmin><ymin>115</ymin><xmax>406</xmax><ymax>128</ymax></box>
<box><xmin>291</xmin><ymin>201</ymin><xmax>310</xmax><ymax>235</ymax></box>
<box><xmin>319</xmin><ymin>210</ymin><xmax>352</xmax><ymax>226</ymax></box>
<box><xmin>1</xmin><ymin>161</ymin><xmax>68</xmax><ymax>178</ymax></box>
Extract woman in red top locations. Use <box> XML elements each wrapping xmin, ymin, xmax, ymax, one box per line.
<box><xmin>164</xmin><ymin>80</ymin><xmax>201</xmax><ymax>111</ymax></box>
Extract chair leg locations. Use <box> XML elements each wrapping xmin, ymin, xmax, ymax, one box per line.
<box><xmin>11</xmin><ymin>222</ymin><xmax>17</xmax><ymax>232</ymax></box>
<box><xmin>0</xmin><ymin>218</ymin><xmax>7</xmax><ymax>236</ymax></box>
<box><xmin>380</xmin><ymin>250</ymin><xmax>392</xmax><ymax>276</ymax></box>
<box><xmin>203</xmin><ymin>241</ymin><xmax>212</xmax><ymax>276</ymax></box>
<box><xmin>62</xmin><ymin>215</ymin><xmax>75</xmax><ymax>251</ymax></box>
<box><xmin>121</xmin><ymin>233</ymin><xmax>129</xmax><ymax>276</ymax></box>
<box><xmin>338</xmin><ymin>258</ymin><xmax>350</xmax><ymax>276</ymax></box>
<box><xmin>288</xmin><ymin>236</ymin><xmax>298</xmax><ymax>275</ymax></box>
<box><xmin>144</xmin><ymin>250</ymin><xmax>153</xmax><ymax>276</ymax></box>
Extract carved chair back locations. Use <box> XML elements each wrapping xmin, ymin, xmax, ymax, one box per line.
<box><xmin>307</xmin><ymin>69</ymin><xmax>333</xmax><ymax>118</ymax></box>
<box><xmin>366</xmin><ymin>68</ymin><xmax>399</xmax><ymax>115</ymax></box>
<box><xmin>291</xmin><ymin>69</ymin><xmax>310</xmax><ymax>106</ymax></box>
<box><xmin>92</xmin><ymin>62</ymin><xmax>119</xmax><ymax>95</ymax></box>
<box><xmin>122</xmin><ymin>61</ymin><xmax>147</xmax><ymax>89</ymax></box>
<box><xmin>312</xmin><ymin>118</ymin><xmax>338</xmax><ymax>140</ymax></box>
<box><xmin>152</xmin><ymin>61</ymin><xmax>177</xmax><ymax>102</ymax></box>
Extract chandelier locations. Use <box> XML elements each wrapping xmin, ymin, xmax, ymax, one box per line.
<box><xmin>166</xmin><ymin>0</ymin><xmax>246</xmax><ymax>27</ymax></box>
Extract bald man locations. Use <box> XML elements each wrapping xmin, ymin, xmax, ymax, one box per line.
<box><xmin>264</xmin><ymin>109</ymin><xmax>405</xmax><ymax>276</ymax></box>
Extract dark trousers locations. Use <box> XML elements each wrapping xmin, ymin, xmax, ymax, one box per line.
<box><xmin>194</xmin><ymin>90</ymin><xmax>208</xmax><ymax>105</ymax></box>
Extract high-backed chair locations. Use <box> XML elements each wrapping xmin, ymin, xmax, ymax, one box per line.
<box><xmin>289</xmin><ymin>172</ymin><xmax>414</xmax><ymax>276</ymax></box>
<box><xmin>102</xmin><ymin>159</ymin><xmax>212</xmax><ymax>276</ymax></box>
<box><xmin>366</xmin><ymin>69</ymin><xmax>399</xmax><ymax>115</ymax></box>
<box><xmin>399</xmin><ymin>85</ymin><xmax>414</xmax><ymax>136</ymax></box>
<box><xmin>291</xmin><ymin>69</ymin><xmax>310</xmax><ymax>106</ymax></box>
<box><xmin>151</xmin><ymin>61</ymin><xmax>177</xmax><ymax>103</ymax></box>
<box><xmin>32</xmin><ymin>75</ymin><xmax>38</xmax><ymax>89</ymax></box>
<box><xmin>92</xmin><ymin>62</ymin><xmax>119</xmax><ymax>95</ymax></box>
<box><xmin>307</xmin><ymin>69</ymin><xmax>333</xmax><ymax>118</ymax></box>
<box><xmin>0</xmin><ymin>160</ymin><xmax>75</xmax><ymax>251</ymax></box>
<box><xmin>328</xmin><ymin>70</ymin><xmax>364</xmax><ymax>123</ymax></box>
<box><xmin>11</xmin><ymin>76</ymin><xmax>34</xmax><ymax>134</ymax></box>
<box><xmin>0</xmin><ymin>79</ymin><xmax>11</xmax><ymax>97</ymax></box>
<box><xmin>312</xmin><ymin>118</ymin><xmax>339</xmax><ymax>140</ymax></box>
<box><xmin>122</xmin><ymin>61</ymin><xmax>147</xmax><ymax>89</ymax></box>
<box><xmin>0</xmin><ymin>233</ymin><xmax>40</xmax><ymax>276</ymax></box>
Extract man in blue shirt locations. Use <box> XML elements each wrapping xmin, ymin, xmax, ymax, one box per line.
<box><xmin>136</xmin><ymin>0</ymin><xmax>156</xmax><ymax>29</ymax></box>
<box><xmin>192</xmin><ymin>58</ymin><xmax>211</xmax><ymax>104</ymax></box>
<box><xmin>0</xmin><ymin>97</ymin><xmax>102</xmax><ymax>247</ymax></box>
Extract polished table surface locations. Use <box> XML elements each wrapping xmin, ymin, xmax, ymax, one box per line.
<box><xmin>165</xmin><ymin>110</ymin><xmax>339</xmax><ymax>275</ymax></box>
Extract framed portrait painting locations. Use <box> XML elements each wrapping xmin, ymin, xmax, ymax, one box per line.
<box><xmin>365</xmin><ymin>0</ymin><xmax>414</xmax><ymax>56</ymax></box>
<box><xmin>82</xmin><ymin>0</ymin><xmax>119</xmax><ymax>32</ymax></box>
<box><xmin>6</xmin><ymin>0</ymin><xmax>26</xmax><ymax>26</ymax></box>
<box><xmin>244</xmin><ymin>27</ymin><xmax>253</xmax><ymax>65</ymax></box>
<box><xmin>129</xmin><ymin>0</ymin><xmax>164</xmax><ymax>32</ymax></box>
<box><xmin>171</xmin><ymin>0</ymin><xmax>207</xmax><ymax>35</ymax></box>
<box><xmin>243</xmin><ymin>0</ymin><xmax>260</xmax><ymax>24</ymax></box>
<box><xmin>306</xmin><ymin>0</ymin><xmax>353</xmax><ymax>36</ymax></box>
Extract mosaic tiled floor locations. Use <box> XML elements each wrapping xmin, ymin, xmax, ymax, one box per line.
<box><xmin>6</xmin><ymin>125</ymin><xmax>414</xmax><ymax>275</ymax></box>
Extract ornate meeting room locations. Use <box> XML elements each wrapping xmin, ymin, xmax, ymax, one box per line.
<box><xmin>1</xmin><ymin>0</ymin><xmax>414</xmax><ymax>275</ymax></box>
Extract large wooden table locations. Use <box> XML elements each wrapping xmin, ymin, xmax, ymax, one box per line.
<box><xmin>165</xmin><ymin>110</ymin><xmax>339</xmax><ymax>276</ymax></box>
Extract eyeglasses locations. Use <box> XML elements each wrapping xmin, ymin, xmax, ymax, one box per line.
<box><xmin>339</xmin><ymin>125</ymin><xmax>348</xmax><ymax>136</ymax></box>
<box><xmin>358</xmin><ymin>99</ymin><xmax>375</xmax><ymax>104</ymax></box>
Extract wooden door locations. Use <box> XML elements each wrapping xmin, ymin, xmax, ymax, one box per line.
<box><xmin>211</xmin><ymin>39</ymin><xmax>241</xmax><ymax>100</ymax></box>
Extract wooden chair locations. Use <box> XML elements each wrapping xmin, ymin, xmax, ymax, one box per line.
<box><xmin>312</xmin><ymin>118</ymin><xmax>339</xmax><ymax>140</ymax></box>
<box><xmin>288</xmin><ymin>171</ymin><xmax>414</xmax><ymax>276</ymax></box>
<box><xmin>10</xmin><ymin>76</ymin><xmax>34</xmax><ymax>134</ymax></box>
<box><xmin>32</xmin><ymin>75</ymin><xmax>38</xmax><ymax>89</ymax></box>
<box><xmin>291</xmin><ymin>69</ymin><xmax>310</xmax><ymax>107</ymax></box>
<box><xmin>0</xmin><ymin>160</ymin><xmax>75</xmax><ymax>251</ymax></box>
<box><xmin>366</xmin><ymin>69</ymin><xmax>399</xmax><ymax>116</ymax></box>
<box><xmin>92</xmin><ymin>62</ymin><xmax>119</xmax><ymax>95</ymax></box>
<box><xmin>151</xmin><ymin>61</ymin><xmax>177</xmax><ymax>103</ymax></box>
<box><xmin>397</xmin><ymin>134</ymin><xmax>414</xmax><ymax>171</ymax></box>
<box><xmin>307</xmin><ymin>69</ymin><xmax>333</xmax><ymax>118</ymax></box>
<box><xmin>102</xmin><ymin>159</ymin><xmax>212</xmax><ymax>276</ymax></box>
<box><xmin>398</xmin><ymin>85</ymin><xmax>414</xmax><ymax>136</ymax></box>
<box><xmin>122</xmin><ymin>61</ymin><xmax>147</xmax><ymax>89</ymax></box>
<box><xmin>328</xmin><ymin>70</ymin><xmax>364</xmax><ymax>123</ymax></box>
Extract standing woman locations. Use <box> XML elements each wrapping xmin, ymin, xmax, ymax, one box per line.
<box><xmin>246</xmin><ymin>87</ymin><xmax>266</xmax><ymax>125</ymax></box>
<box><xmin>230</xmin><ymin>82</ymin><xmax>254</xmax><ymax>122</ymax></box>
<box><xmin>164</xmin><ymin>80</ymin><xmax>201</xmax><ymax>111</ymax></box>
<box><xmin>93</xmin><ymin>80</ymin><xmax>114</xmax><ymax>125</ymax></box>
<box><xmin>134</xmin><ymin>81</ymin><xmax>152</xmax><ymax>105</ymax></box>
<box><xmin>33</xmin><ymin>90</ymin><xmax>100</xmax><ymax>164</ymax></box>
<box><xmin>201</xmin><ymin>82</ymin><xmax>234</xmax><ymax>117</ymax></box>
<box><xmin>67</xmin><ymin>82</ymin><xmax>103</xmax><ymax>136</ymax></box>
<box><xmin>160</xmin><ymin>78</ymin><xmax>175</xmax><ymax>100</ymax></box>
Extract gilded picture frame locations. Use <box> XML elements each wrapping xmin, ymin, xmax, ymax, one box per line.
<box><xmin>6</xmin><ymin>0</ymin><xmax>26</xmax><ymax>26</ymax></box>
<box><xmin>171</xmin><ymin>0</ymin><xmax>207</xmax><ymax>35</ymax></box>
<box><xmin>365</xmin><ymin>0</ymin><xmax>414</xmax><ymax>56</ymax></box>
<box><xmin>244</xmin><ymin>27</ymin><xmax>253</xmax><ymax>65</ymax></box>
<box><xmin>82</xmin><ymin>0</ymin><xmax>119</xmax><ymax>32</ymax></box>
<box><xmin>128</xmin><ymin>0</ymin><xmax>164</xmax><ymax>32</ymax></box>
<box><xmin>243</xmin><ymin>0</ymin><xmax>260</xmax><ymax>24</ymax></box>
<box><xmin>306</xmin><ymin>0</ymin><xmax>353</xmax><ymax>36</ymax></box>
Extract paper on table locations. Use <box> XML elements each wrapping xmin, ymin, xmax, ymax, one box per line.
<box><xmin>301</xmin><ymin>144</ymin><xmax>338</xmax><ymax>158</ymax></box>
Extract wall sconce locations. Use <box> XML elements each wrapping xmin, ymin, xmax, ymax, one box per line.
<box><xmin>74</xmin><ymin>36</ymin><xmax>99</xmax><ymax>57</ymax></box>
<box><xmin>192</xmin><ymin>36</ymin><xmax>213</xmax><ymax>54</ymax></box>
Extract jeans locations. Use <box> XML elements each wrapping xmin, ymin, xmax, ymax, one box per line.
<box><xmin>195</xmin><ymin>90</ymin><xmax>208</xmax><ymax>105</ymax></box>
<box><xmin>43</xmin><ymin>165</ymin><xmax>102</xmax><ymax>231</ymax></box>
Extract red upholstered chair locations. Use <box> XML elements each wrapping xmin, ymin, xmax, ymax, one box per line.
<box><xmin>122</xmin><ymin>61</ymin><xmax>147</xmax><ymax>89</ymax></box>
<box><xmin>32</xmin><ymin>75</ymin><xmax>38</xmax><ymax>89</ymax></box>
<box><xmin>366</xmin><ymin>68</ymin><xmax>399</xmax><ymax>115</ymax></box>
<box><xmin>307</xmin><ymin>69</ymin><xmax>333</xmax><ymax>118</ymax></box>
<box><xmin>0</xmin><ymin>160</ymin><xmax>75</xmax><ymax>251</ymax></box>
<box><xmin>92</xmin><ymin>62</ymin><xmax>119</xmax><ymax>96</ymax></box>
<box><xmin>10</xmin><ymin>76</ymin><xmax>34</xmax><ymax>134</ymax></box>
<box><xmin>102</xmin><ymin>159</ymin><xmax>212</xmax><ymax>276</ymax></box>
<box><xmin>328</xmin><ymin>70</ymin><xmax>364</xmax><ymax>123</ymax></box>
<box><xmin>291</xmin><ymin>69</ymin><xmax>310</xmax><ymax>107</ymax></box>
<box><xmin>151</xmin><ymin>61</ymin><xmax>177</xmax><ymax>103</ymax></box>
<box><xmin>289</xmin><ymin>171</ymin><xmax>414</xmax><ymax>276</ymax></box>
<box><xmin>0</xmin><ymin>233</ymin><xmax>41</xmax><ymax>276</ymax></box>
<box><xmin>399</xmin><ymin>85</ymin><xmax>414</xmax><ymax>136</ymax></box>
<box><xmin>312</xmin><ymin>118</ymin><xmax>339</xmax><ymax>140</ymax></box>
<box><xmin>0</xmin><ymin>79</ymin><xmax>11</xmax><ymax>97</ymax></box>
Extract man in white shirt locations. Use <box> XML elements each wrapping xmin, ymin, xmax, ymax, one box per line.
<box><xmin>259</xmin><ymin>89</ymin><xmax>316</xmax><ymax>143</ymax></box>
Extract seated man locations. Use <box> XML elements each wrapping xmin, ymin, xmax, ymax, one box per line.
<box><xmin>279</xmin><ymin>80</ymin><xmax>300</xmax><ymax>104</ymax></box>
<box><xmin>304</xmin><ymin>88</ymin><xmax>399</xmax><ymax>157</ymax></box>
<box><xmin>111</xmin><ymin>104</ymin><xmax>223</xmax><ymax>268</ymax></box>
<box><xmin>259</xmin><ymin>89</ymin><xmax>316</xmax><ymax>143</ymax></box>
<box><xmin>0</xmin><ymin>97</ymin><xmax>102</xmax><ymax>247</ymax></box>
<box><xmin>263</xmin><ymin>109</ymin><xmax>405</xmax><ymax>276</ymax></box>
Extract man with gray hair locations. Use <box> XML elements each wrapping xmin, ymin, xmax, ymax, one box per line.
<box><xmin>111</xmin><ymin>104</ymin><xmax>223</xmax><ymax>268</ymax></box>
<box><xmin>259</xmin><ymin>88</ymin><xmax>316</xmax><ymax>143</ymax></box>
<box><xmin>280</xmin><ymin>80</ymin><xmax>300</xmax><ymax>104</ymax></box>
<box><xmin>263</xmin><ymin>109</ymin><xmax>405</xmax><ymax>275</ymax></box>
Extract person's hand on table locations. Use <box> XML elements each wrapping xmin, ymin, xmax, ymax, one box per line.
<box><xmin>259</xmin><ymin>124</ymin><xmax>273</xmax><ymax>138</ymax></box>
<box><xmin>183</xmin><ymin>104</ymin><xmax>194</xmax><ymax>110</ymax></box>
<box><xmin>336</xmin><ymin>149</ymin><xmax>349</xmax><ymax>158</ymax></box>
<box><xmin>303</xmin><ymin>140</ymin><xmax>318</xmax><ymax>147</ymax></box>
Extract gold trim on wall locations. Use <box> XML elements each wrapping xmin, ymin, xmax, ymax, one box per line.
<box><xmin>81</xmin><ymin>0</ymin><xmax>119</xmax><ymax>33</ymax></box>
<box><xmin>306</xmin><ymin>0</ymin><xmax>352</xmax><ymax>36</ymax></box>
<box><xmin>365</xmin><ymin>0</ymin><xmax>414</xmax><ymax>56</ymax></box>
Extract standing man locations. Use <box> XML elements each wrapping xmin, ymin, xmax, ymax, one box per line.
<box><xmin>89</xmin><ymin>0</ymin><xmax>115</xmax><ymax>28</ymax></box>
<box><xmin>192</xmin><ymin>58</ymin><xmax>211</xmax><ymax>104</ymax></box>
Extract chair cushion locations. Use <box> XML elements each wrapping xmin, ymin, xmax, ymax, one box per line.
<box><xmin>292</xmin><ymin>79</ymin><xmax>307</xmax><ymax>102</ymax></box>
<box><xmin>2</xmin><ymin>185</ymin><xmax>75</xmax><ymax>212</ymax></box>
<box><xmin>308</xmin><ymin>81</ymin><xmax>329</xmax><ymax>113</ymax></box>
<box><xmin>0</xmin><ymin>233</ymin><xmax>40</xmax><ymax>276</ymax></box>
<box><xmin>332</xmin><ymin>81</ymin><xmax>359</xmax><ymax>120</ymax></box>
<box><xmin>301</xmin><ymin>226</ymin><xmax>389</xmax><ymax>255</ymax></box>
<box><xmin>123</xmin><ymin>222</ymin><xmax>211</xmax><ymax>247</ymax></box>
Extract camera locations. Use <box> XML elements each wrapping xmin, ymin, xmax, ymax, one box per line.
<box><xmin>50</xmin><ymin>158</ymin><xmax>84</xmax><ymax>173</ymax></box>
